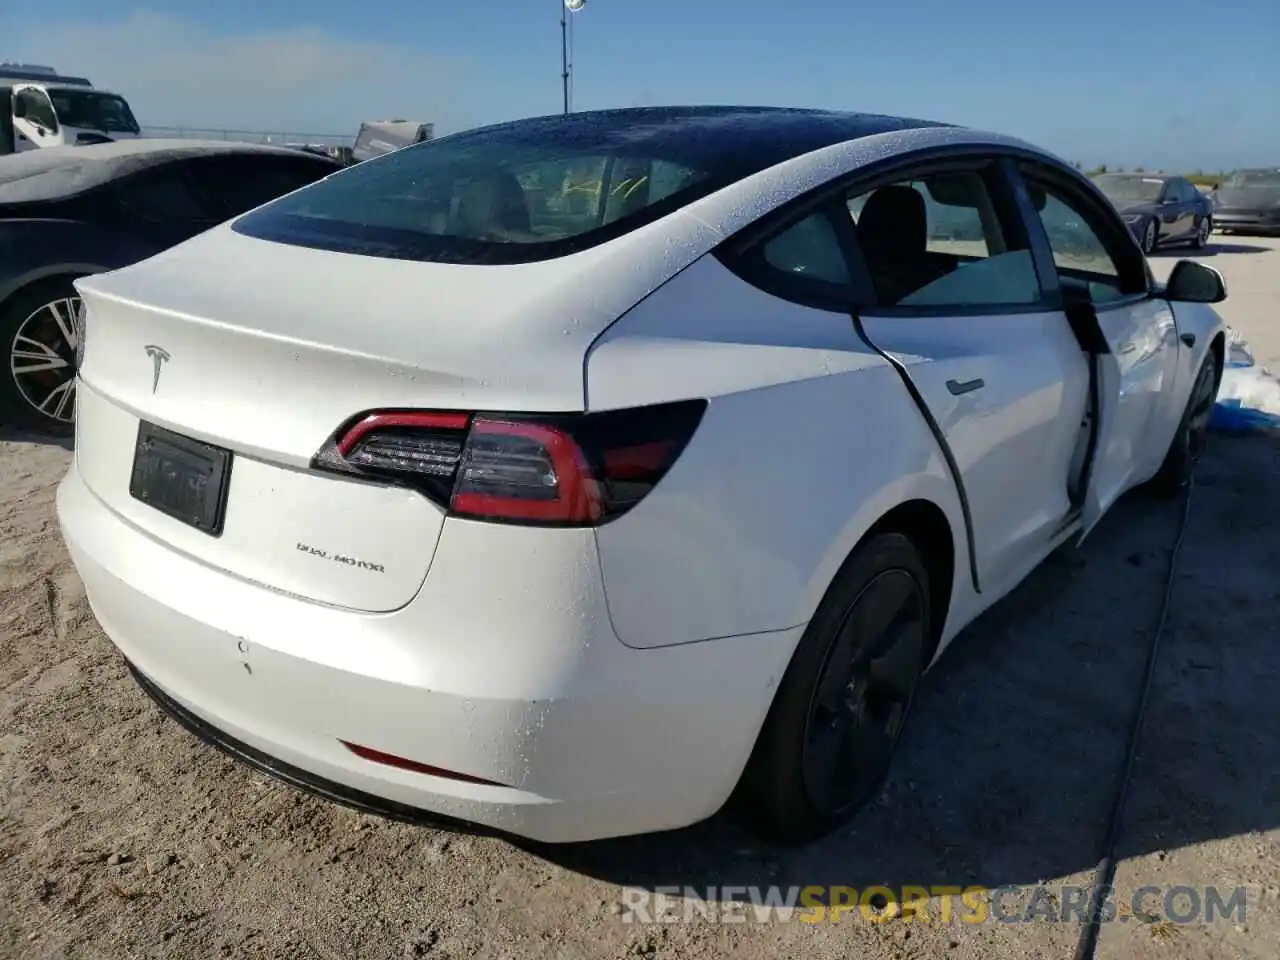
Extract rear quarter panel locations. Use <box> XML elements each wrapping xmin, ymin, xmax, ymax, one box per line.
<box><xmin>584</xmin><ymin>254</ymin><xmax>970</xmax><ymax>650</ymax></box>
<box><xmin>0</xmin><ymin>218</ymin><xmax>157</xmax><ymax>306</ymax></box>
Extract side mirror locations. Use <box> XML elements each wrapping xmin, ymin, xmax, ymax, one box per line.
<box><xmin>1165</xmin><ymin>260</ymin><xmax>1227</xmax><ymax>304</ymax></box>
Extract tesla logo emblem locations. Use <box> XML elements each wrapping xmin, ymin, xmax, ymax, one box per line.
<box><xmin>143</xmin><ymin>344</ymin><xmax>170</xmax><ymax>393</ymax></box>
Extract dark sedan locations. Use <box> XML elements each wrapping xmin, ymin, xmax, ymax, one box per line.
<box><xmin>0</xmin><ymin>140</ymin><xmax>340</xmax><ymax>433</ymax></box>
<box><xmin>1211</xmin><ymin>168</ymin><xmax>1280</xmax><ymax>235</ymax></box>
<box><xmin>1092</xmin><ymin>173</ymin><xmax>1213</xmax><ymax>255</ymax></box>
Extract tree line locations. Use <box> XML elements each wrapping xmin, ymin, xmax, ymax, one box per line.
<box><xmin>1071</xmin><ymin>162</ymin><xmax>1226</xmax><ymax>188</ymax></box>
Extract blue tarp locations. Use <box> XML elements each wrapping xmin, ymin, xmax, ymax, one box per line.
<box><xmin>1210</xmin><ymin>329</ymin><xmax>1280</xmax><ymax>433</ymax></box>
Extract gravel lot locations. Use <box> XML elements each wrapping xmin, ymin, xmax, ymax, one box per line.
<box><xmin>1</xmin><ymin>237</ymin><xmax>1277</xmax><ymax>960</ymax></box>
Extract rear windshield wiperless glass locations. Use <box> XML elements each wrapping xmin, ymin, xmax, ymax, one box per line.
<box><xmin>232</xmin><ymin>107</ymin><xmax>940</xmax><ymax>265</ymax></box>
<box><xmin>1094</xmin><ymin>175</ymin><xmax>1166</xmax><ymax>203</ymax></box>
<box><xmin>1223</xmin><ymin>169</ymin><xmax>1280</xmax><ymax>188</ymax></box>
<box><xmin>231</xmin><ymin>127</ymin><xmax>727</xmax><ymax>264</ymax></box>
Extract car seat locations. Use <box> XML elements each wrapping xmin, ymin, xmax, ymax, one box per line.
<box><xmin>856</xmin><ymin>185</ymin><xmax>951</xmax><ymax>304</ymax></box>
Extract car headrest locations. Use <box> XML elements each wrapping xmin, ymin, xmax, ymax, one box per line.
<box><xmin>857</xmin><ymin>185</ymin><xmax>928</xmax><ymax>258</ymax></box>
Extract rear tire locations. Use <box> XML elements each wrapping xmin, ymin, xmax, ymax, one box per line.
<box><xmin>1146</xmin><ymin>355</ymin><xmax>1218</xmax><ymax>497</ymax></box>
<box><xmin>0</xmin><ymin>277</ymin><xmax>84</xmax><ymax>437</ymax></box>
<box><xmin>733</xmin><ymin>532</ymin><xmax>931</xmax><ymax>846</ymax></box>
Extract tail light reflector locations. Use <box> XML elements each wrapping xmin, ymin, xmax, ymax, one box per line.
<box><xmin>340</xmin><ymin>741</ymin><xmax>505</xmax><ymax>787</ymax></box>
<box><xmin>313</xmin><ymin>399</ymin><xmax>707</xmax><ymax>527</ymax></box>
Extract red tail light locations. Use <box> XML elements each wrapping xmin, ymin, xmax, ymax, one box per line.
<box><xmin>313</xmin><ymin>400</ymin><xmax>707</xmax><ymax>527</ymax></box>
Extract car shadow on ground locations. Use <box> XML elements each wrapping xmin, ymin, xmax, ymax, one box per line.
<box><xmin>530</xmin><ymin>431</ymin><xmax>1280</xmax><ymax>904</ymax></box>
<box><xmin>1151</xmin><ymin>241</ymin><xmax>1272</xmax><ymax>258</ymax></box>
<box><xmin>0</xmin><ymin>424</ymin><xmax>73</xmax><ymax>451</ymax></box>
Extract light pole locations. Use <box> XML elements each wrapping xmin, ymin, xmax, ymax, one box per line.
<box><xmin>562</xmin><ymin>0</ymin><xmax>585</xmax><ymax>115</ymax></box>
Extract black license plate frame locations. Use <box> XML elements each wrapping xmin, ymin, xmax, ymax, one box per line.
<box><xmin>129</xmin><ymin>422</ymin><xmax>233</xmax><ymax>536</ymax></box>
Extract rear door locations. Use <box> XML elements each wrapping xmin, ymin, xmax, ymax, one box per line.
<box><xmin>1015</xmin><ymin>162</ymin><xmax>1179</xmax><ymax>538</ymax></box>
<box><xmin>845</xmin><ymin>160</ymin><xmax>1090</xmax><ymax>592</ymax></box>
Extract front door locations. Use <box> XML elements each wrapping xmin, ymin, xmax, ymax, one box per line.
<box><xmin>1017</xmin><ymin>166</ymin><xmax>1175</xmax><ymax>539</ymax></box>
<box><xmin>845</xmin><ymin>166</ymin><xmax>1089</xmax><ymax>591</ymax></box>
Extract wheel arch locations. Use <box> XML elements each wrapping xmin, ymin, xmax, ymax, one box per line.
<box><xmin>1208</xmin><ymin>329</ymin><xmax>1225</xmax><ymax>383</ymax></box>
<box><xmin>0</xmin><ymin>264</ymin><xmax>103</xmax><ymax>317</ymax></box>
<box><xmin>863</xmin><ymin>498</ymin><xmax>956</xmax><ymax>665</ymax></box>
<box><xmin>799</xmin><ymin>481</ymin><xmax>964</xmax><ymax>671</ymax></box>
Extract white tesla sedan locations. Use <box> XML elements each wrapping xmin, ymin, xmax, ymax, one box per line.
<box><xmin>57</xmin><ymin>106</ymin><xmax>1225</xmax><ymax>845</ymax></box>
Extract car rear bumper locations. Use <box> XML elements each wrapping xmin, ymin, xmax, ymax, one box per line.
<box><xmin>56</xmin><ymin>462</ymin><xmax>799</xmax><ymax>843</ymax></box>
<box><xmin>123</xmin><ymin>657</ymin><xmax>499</xmax><ymax>836</ymax></box>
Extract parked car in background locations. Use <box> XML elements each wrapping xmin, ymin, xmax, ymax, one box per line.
<box><xmin>58</xmin><ymin>106</ymin><xmax>1226</xmax><ymax>844</ymax></box>
<box><xmin>0</xmin><ymin>140</ymin><xmax>340</xmax><ymax>433</ymax></box>
<box><xmin>1092</xmin><ymin>173</ymin><xmax>1213</xmax><ymax>254</ymax></box>
<box><xmin>1211</xmin><ymin>168</ymin><xmax>1280</xmax><ymax>235</ymax></box>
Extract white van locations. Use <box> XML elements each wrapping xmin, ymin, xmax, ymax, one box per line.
<box><xmin>1</xmin><ymin>66</ymin><xmax>141</xmax><ymax>153</ymax></box>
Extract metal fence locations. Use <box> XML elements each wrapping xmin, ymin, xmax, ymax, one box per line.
<box><xmin>141</xmin><ymin>126</ymin><xmax>356</xmax><ymax>148</ymax></box>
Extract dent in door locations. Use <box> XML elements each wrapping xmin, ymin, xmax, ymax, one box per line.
<box><xmin>1079</xmin><ymin>298</ymin><xmax>1174</xmax><ymax>539</ymax></box>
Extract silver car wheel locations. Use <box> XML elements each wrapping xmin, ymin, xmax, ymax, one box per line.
<box><xmin>9</xmin><ymin>295</ymin><xmax>83</xmax><ymax>425</ymax></box>
<box><xmin>1142</xmin><ymin>220</ymin><xmax>1157</xmax><ymax>255</ymax></box>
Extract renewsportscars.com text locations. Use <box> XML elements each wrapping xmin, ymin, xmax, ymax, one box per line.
<box><xmin>618</xmin><ymin>883</ymin><xmax>1249</xmax><ymax>925</ymax></box>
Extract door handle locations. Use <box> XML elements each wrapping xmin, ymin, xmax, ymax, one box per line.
<box><xmin>1118</xmin><ymin>341</ymin><xmax>1138</xmax><ymax>354</ymax></box>
<box><xmin>946</xmin><ymin>377</ymin><xmax>985</xmax><ymax>396</ymax></box>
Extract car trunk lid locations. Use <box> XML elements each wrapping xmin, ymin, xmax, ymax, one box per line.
<box><xmin>71</xmin><ymin>218</ymin><xmax>716</xmax><ymax>612</ymax></box>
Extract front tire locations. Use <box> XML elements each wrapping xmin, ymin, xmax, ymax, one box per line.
<box><xmin>733</xmin><ymin>532</ymin><xmax>931</xmax><ymax>845</ymax></box>
<box><xmin>1147</xmin><ymin>355</ymin><xmax>1218</xmax><ymax>497</ymax></box>
<box><xmin>0</xmin><ymin>278</ymin><xmax>84</xmax><ymax>437</ymax></box>
<box><xmin>1141</xmin><ymin>219</ymin><xmax>1159</xmax><ymax>255</ymax></box>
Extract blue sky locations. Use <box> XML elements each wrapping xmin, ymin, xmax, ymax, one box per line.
<box><xmin>6</xmin><ymin>1</ymin><xmax>1277</xmax><ymax>171</ymax></box>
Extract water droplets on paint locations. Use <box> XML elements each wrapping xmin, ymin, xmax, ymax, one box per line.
<box><xmin>462</xmin><ymin>699</ymin><xmax>476</xmax><ymax>713</ymax></box>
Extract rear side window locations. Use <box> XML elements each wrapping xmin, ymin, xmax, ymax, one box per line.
<box><xmin>115</xmin><ymin>168</ymin><xmax>214</xmax><ymax>223</ymax></box>
<box><xmin>186</xmin><ymin>155</ymin><xmax>336</xmax><ymax>218</ymax></box>
<box><xmin>232</xmin><ymin>129</ymin><xmax>714</xmax><ymax>264</ymax></box>
<box><xmin>761</xmin><ymin>213</ymin><xmax>850</xmax><ymax>285</ymax></box>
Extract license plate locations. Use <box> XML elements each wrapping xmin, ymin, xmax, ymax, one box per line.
<box><xmin>130</xmin><ymin>422</ymin><xmax>233</xmax><ymax>536</ymax></box>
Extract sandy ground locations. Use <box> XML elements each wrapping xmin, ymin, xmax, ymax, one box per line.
<box><xmin>1</xmin><ymin>237</ymin><xmax>1277</xmax><ymax>960</ymax></box>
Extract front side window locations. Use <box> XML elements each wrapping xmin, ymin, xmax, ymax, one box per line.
<box><xmin>232</xmin><ymin>123</ymin><xmax>722</xmax><ymax>264</ymax></box>
<box><xmin>1023</xmin><ymin>176</ymin><xmax>1137</xmax><ymax>304</ymax></box>
<box><xmin>46</xmin><ymin>90</ymin><xmax>140</xmax><ymax>134</ymax></box>
<box><xmin>847</xmin><ymin>171</ymin><xmax>1042</xmax><ymax>308</ymax></box>
<box><xmin>15</xmin><ymin>89</ymin><xmax>58</xmax><ymax>131</ymax></box>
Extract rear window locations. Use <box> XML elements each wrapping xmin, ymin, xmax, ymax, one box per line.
<box><xmin>231</xmin><ymin>122</ymin><xmax>723</xmax><ymax>264</ymax></box>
